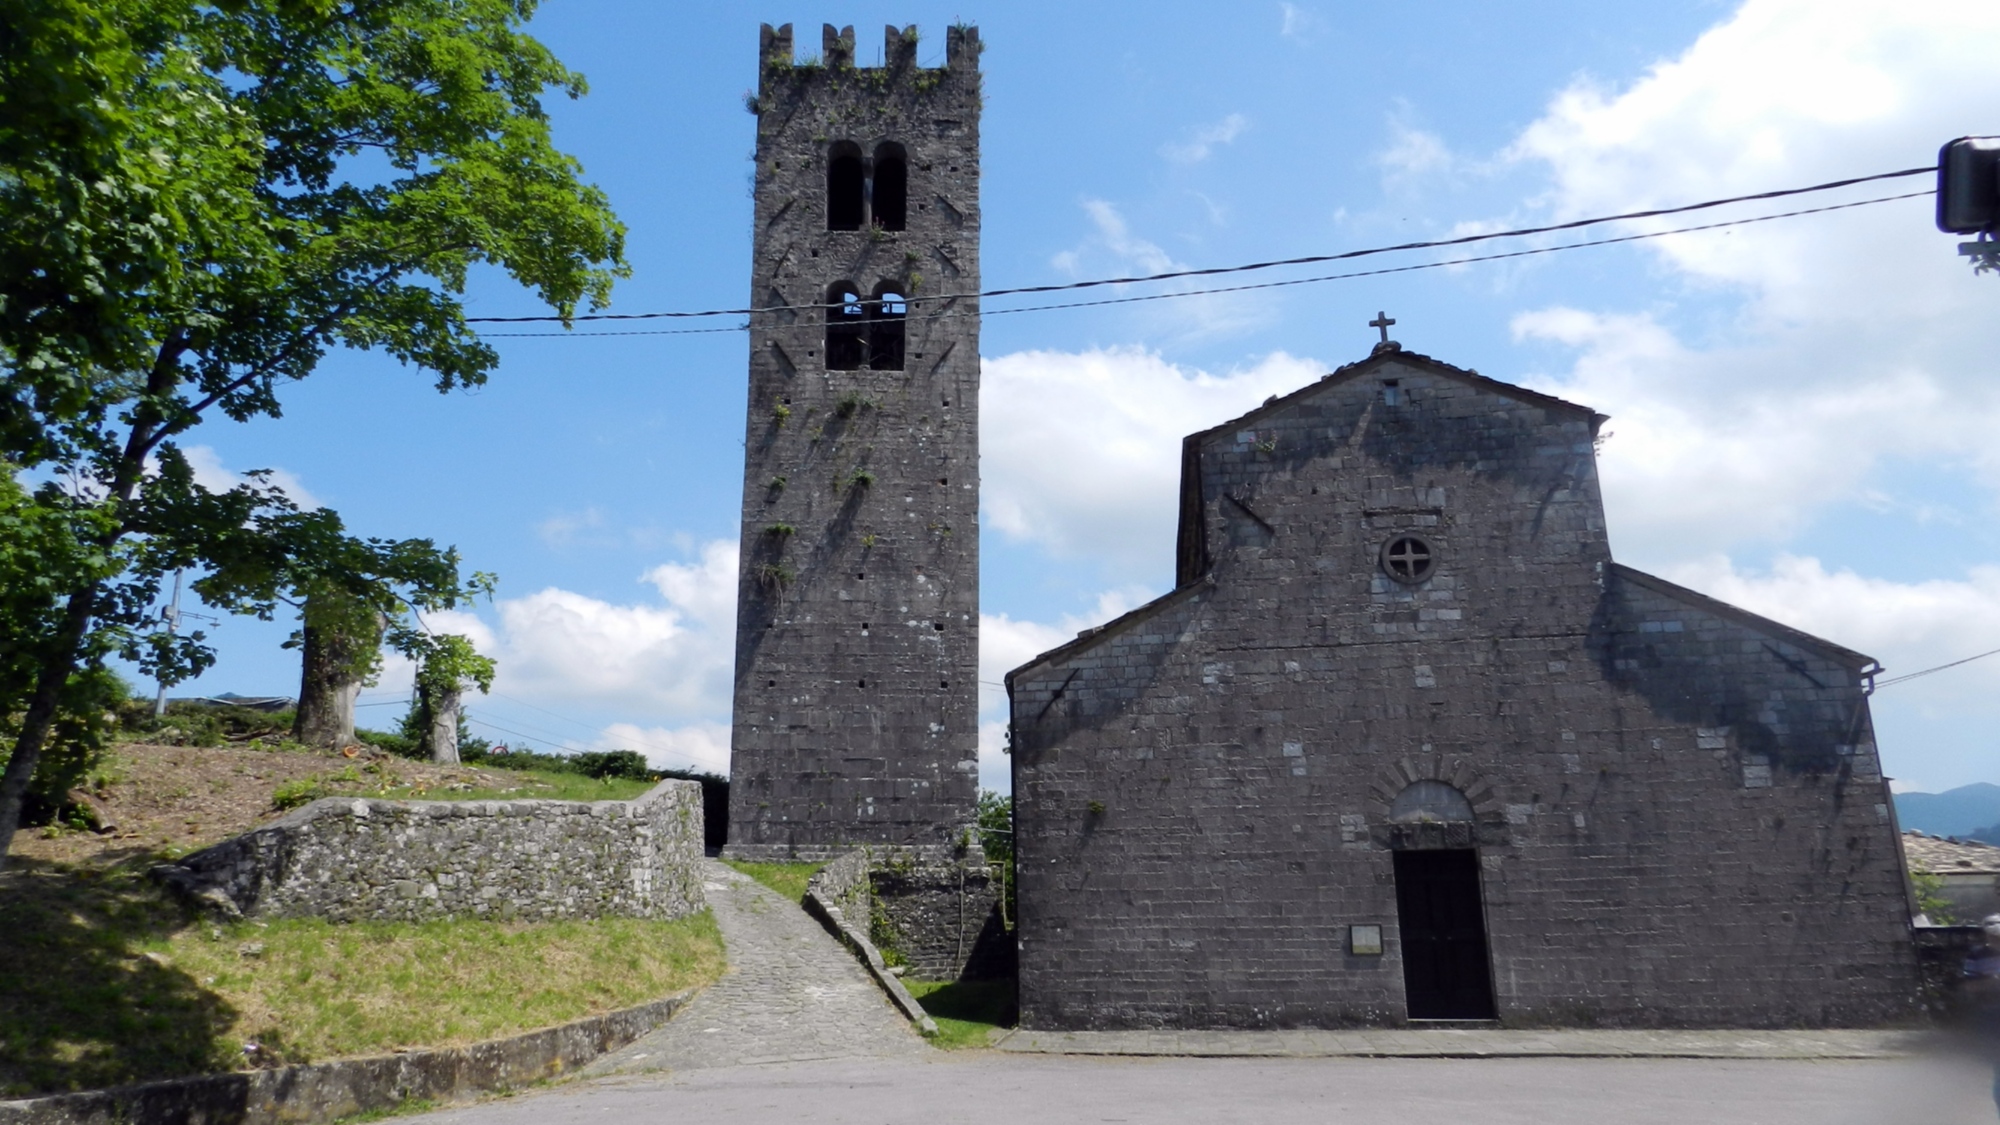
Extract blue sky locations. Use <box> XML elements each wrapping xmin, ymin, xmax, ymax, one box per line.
<box><xmin>161</xmin><ymin>0</ymin><xmax>2000</xmax><ymax>795</ymax></box>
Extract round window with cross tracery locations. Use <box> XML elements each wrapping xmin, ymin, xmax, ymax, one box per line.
<box><xmin>1380</xmin><ymin>535</ymin><xmax>1437</xmax><ymax>584</ymax></box>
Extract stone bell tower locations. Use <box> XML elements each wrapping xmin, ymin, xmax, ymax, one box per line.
<box><xmin>724</xmin><ymin>22</ymin><xmax>983</xmax><ymax>860</ymax></box>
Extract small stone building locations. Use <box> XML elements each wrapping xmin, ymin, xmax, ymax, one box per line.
<box><xmin>1903</xmin><ymin>832</ymin><xmax>2000</xmax><ymax>923</ymax></box>
<box><xmin>1007</xmin><ymin>344</ymin><xmax>1919</xmax><ymax>1028</ymax></box>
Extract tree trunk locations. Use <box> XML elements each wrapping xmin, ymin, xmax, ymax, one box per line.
<box><xmin>426</xmin><ymin>685</ymin><xmax>462</xmax><ymax>765</ymax></box>
<box><xmin>293</xmin><ymin>594</ymin><xmax>383</xmax><ymax>750</ymax></box>
<box><xmin>0</xmin><ymin>585</ymin><xmax>101</xmax><ymax>867</ymax></box>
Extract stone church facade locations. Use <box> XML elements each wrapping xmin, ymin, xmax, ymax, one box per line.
<box><xmin>1006</xmin><ymin>345</ymin><xmax>1919</xmax><ymax>1028</ymax></box>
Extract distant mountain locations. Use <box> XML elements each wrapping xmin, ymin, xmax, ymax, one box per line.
<box><xmin>1895</xmin><ymin>782</ymin><xmax>2000</xmax><ymax>838</ymax></box>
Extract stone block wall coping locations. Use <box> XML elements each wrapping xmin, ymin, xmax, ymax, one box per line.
<box><xmin>0</xmin><ymin>989</ymin><xmax>696</xmax><ymax>1125</ymax></box>
<box><xmin>805</xmin><ymin>853</ymin><xmax>938</xmax><ymax>1035</ymax></box>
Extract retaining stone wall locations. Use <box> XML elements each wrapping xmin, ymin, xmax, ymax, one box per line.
<box><xmin>154</xmin><ymin>780</ymin><xmax>704</xmax><ymax>923</ymax></box>
<box><xmin>864</xmin><ymin>845</ymin><xmax>1000</xmax><ymax>980</ymax></box>
<box><xmin>800</xmin><ymin>845</ymin><xmax>1005</xmax><ymax>981</ymax></box>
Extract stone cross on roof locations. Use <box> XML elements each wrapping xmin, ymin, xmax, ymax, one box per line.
<box><xmin>1369</xmin><ymin>310</ymin><xmax>1401</xmax><ymax>354</ymax></box>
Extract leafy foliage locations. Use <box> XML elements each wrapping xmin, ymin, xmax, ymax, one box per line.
<box><xmin>0</xmin><ymin>0</ymin><xmax>624</xmax><ymax>856</ymax></box>
<box><xmin>978</xmin><ymin>789</ymin><xmax>1015</xmax><ymax>930</ymax></box>
<box><xmin>1911</xmin><ymin>869</ymin><xmax>1956</xmax><ymax>924</ymax></box>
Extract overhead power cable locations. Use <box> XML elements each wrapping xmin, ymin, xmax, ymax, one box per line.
<box><xmin>466</xmin><ymin>165</ymin><xmax>1935</xmax><ymax>327</ymax></box>
<box><xmin>481</xmin><ymin>190</ymin><xmax>1932</xmax><ymax>338</ymax></box>
<box><xmin>1873</xmin><ymin>645</ymin><xmax>2000</xmax><ymax>690</ymax></box>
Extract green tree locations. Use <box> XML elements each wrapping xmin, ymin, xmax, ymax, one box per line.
<box><xmin>0</xmin><ymin>0</ymin><xmax>626</xmax><ymax>862</ymax></box>
<box><xmin>0</xmin><ymin>465</ymin><xmax>125</xmax><ymax>813</ymax></box>
<box><xmin>404</xmin><ymin>632</ymin><xmax>496</xmax><ymax>764</ymax></box>
<box><xmin>290</xmin><ymin>586</ymin><xmax>387</xmax><ymax>750</ymax></box>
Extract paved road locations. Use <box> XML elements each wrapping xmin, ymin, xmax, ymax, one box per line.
<box><xmin>436</xmin><ymin>863</ymin><xmax>1995</xmax><ymax>1122</ymax></box>
<box><xmin>582</xmin><ymin>858</ymin><xmax>925</xmax><ymax>1075</ymax></box>
<box><xmin>432</xmin><ymin>1051</ymin><xmax>1997</xmax><ymax>1125</ymax></box>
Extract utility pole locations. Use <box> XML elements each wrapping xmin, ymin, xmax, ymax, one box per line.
<box><xmin>153</xmin><ymin>572</ymin><xmax>183</xmax><ymax>717</ymax></box>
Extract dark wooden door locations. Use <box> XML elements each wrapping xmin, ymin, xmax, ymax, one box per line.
<box><xmin>1393</xmin><ymin>849</ymin><xmax>1497</xmax><ymax>1020</ymax></box>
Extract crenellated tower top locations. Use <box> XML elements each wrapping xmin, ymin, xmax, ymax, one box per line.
<box><xmin>757</xmin><ymin>22</ymin><xmax>981</xmax><ymax>76</ymax></box>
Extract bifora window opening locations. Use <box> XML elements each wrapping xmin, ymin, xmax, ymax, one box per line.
<box><xmin>869</xmin><ymin>283</ymin><xmax>906</xmax><ymax>370</ymax></box>
<box><xmin>825</xmin><ymin>281</ymin><xmax>866</xmax><ymax>370</ymax></box>
<box><xmin>1381</xmin><ymin>535</ymin><xmax>1437</xmax><ymax>584</ymax></box>
<box><xmin>827</xmin><ymin>141</ymin><xmax>865</xmax><ymax>230</ymax></box>
<box><xmin>872</xmin><ymin>142</ymin><xmax>908</xmax><ymax>230</ymax></box>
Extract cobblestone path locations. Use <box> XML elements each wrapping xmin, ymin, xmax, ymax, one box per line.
<box><xmin>584</xmin><ymin>858</ymin><xmax>926</xmax><ymax>1074</ymax></box>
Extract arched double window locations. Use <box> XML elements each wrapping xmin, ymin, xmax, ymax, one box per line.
<box><xmin>827</xmin><ymin>142</ymin><xmax>865</xmax><ymax>231</ymax></box>
<box><xmin>824</xmin><ymin>282</ymin><xmax>866</xmax><ymax>370</ymax></box>
<box><xmin>871</xmin><ymin>142</ymin><xmax>908</xmax><ymax>231</ymax></box>
<box><xmin>823</xmin><ymin>281</ymin><xmax>905</xmax><ymax>371</ymax></box>
<box><xmin>869</xmin><ymin>283</ymin><xmax>906</xmax><ymax>370</ymax></box>
<box><xmin>824</xmin><ymin>140</ymin><xmax>908</xmax><ymax>232</ymax></box>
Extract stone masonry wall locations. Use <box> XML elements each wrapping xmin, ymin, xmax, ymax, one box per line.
<box><xmin>725</xmin><ymin>23</ymin><xmax>983</xmax><ymax>857</ymax></box>
<box><xmin>801</xmin><ymin>845</ymin><xmax>1000</xmax><ymax>980</ymax></box>
<box><xmin>1009</xmin><ymin>350</ymin><xmax>1918</xmax><ymax>1030</ymax></box>
<box><xmin>154</xmin><ymin>780</ymin><xmax>705</xmax><ymax>923</ymax></box>
<box><xmin>864</xmin><ymin>844</ymin><xmax>997</xmax><ymax>980</ymax></box>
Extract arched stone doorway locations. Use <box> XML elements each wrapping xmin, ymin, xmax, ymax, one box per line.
<box><xmin>1387</xmin><ymin>779</ymin><xmax>1497</xmax><ymax>1021</ymax></box>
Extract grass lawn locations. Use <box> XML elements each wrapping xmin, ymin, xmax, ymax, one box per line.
<box><xmin>276</xmin><ymin>763</ymin><xmax>657</xmax><ymax>809</ymax></box>
<box><xmin>0</xmin><ymin>861</ymin><xmax>725</xmax><ymax>1097</ymax></box>
<box><xmin>367</xmin><ymin>768</ymin><xmax>656</xmax><ymax>803</ymax></box>
<box><xmin>719</xmin><ymin>859</ymin><xmax>823</xmax><ymax>902</ymax></box>
<box><xmin>906</xmin><ymin>978</ymin><xmax>1017</xmax><ymax>1050</ymax></box>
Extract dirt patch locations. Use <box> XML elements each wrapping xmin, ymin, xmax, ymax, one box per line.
<box><xmin>12</xmin><ymin>743</ymin><xmax>561</xmax><ymax>868</ymax></box>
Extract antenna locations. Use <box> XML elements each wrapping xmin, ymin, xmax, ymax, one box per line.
<box><xmin>151</xmin><ymin>571</ymin><xmax>217</xmax><ymax>717</ymax></box>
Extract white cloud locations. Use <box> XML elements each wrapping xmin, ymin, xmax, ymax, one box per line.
<box><xmin>416</xmin><ymin>539</ymin><xmax>737</xmax><ymax>729</ymax></box>
<box><xmin>641</xmin><ymin>543</ymin><xmax>740</xmax><ymax>633</ymax></box>
<box><xmin>173</xmin><ymin>445</ymin><xmax>323</xmax><ymax>509</ymax></box>
<box><xmin>1055</xmin><ymin>199</ymin><xmax>1182</xmax><ymax>276</ymax></box>
<box><xmin>1664</xmin><ymin>554</ymin><xmax>2000</xmax><ymax>676</ymax></box>
<box><xmin>1496</xmin><ymin>0</ymin><xmax>2000</xmax><ymax>565</ymax></box>
<box><xmin>1375</xmin><ymin>116</ymin><xmax>1453</xmax><ymax>195</ymax></box>
<box><xmin>982</xmin><ymin>347</ymin><xmax>1325</xmax><ymax>566</ymax></box>
<box><xmin>1047</xmin><ymin>202</ymin><xmax>1273</xmax><ymax>340</ymax></box>
<box><xmin>1509</xmin><ymin>307</ymin><xmax>1965</xmax><ymax>559</ymax></box>
<box><xmin>1161</xmin><ymin>113</ymin><xmax>1250</xmax><ymax>165</ymax></box>
<box><xmin>597</xmin><ymin>721</ymin><xmax>732</xmax><ymax>775</ymax></box>
<box><xmin>536</xmin><ymin>506</ymin><xmax>605</xmax><ymax>547</ymax></box>
<box><xmin>1278</xmin><ymin>2</ymin><xmax>1326</xmax><ymax>41</ymax></box>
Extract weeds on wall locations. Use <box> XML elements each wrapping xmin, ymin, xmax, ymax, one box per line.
<box><xmin>755</xmin><ymin>562</ymin><xmax>797</xmax><ymax>590</ymax></box>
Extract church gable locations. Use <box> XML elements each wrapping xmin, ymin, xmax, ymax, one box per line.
<box><xmin>1168</xmin><ymin>350</ymin><xmax>1615</xmax><ymax>659</ymax></box>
